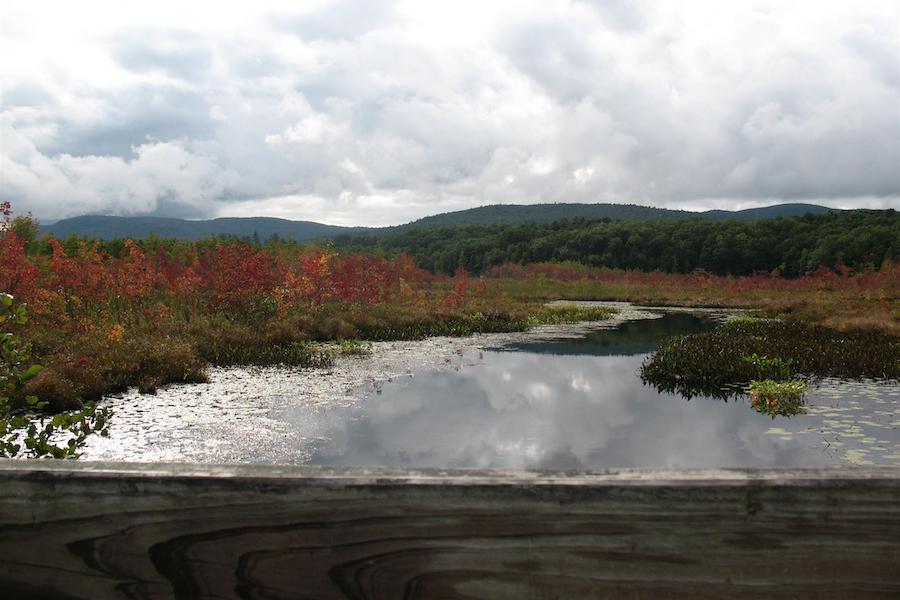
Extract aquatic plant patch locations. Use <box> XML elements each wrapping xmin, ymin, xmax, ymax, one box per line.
<box><xmin>749</xmin><ymin>379</ymin><xmax>807</xmax><ymax>417</ymax></box>
<box><xmin>640</xmin><ymin>319</ymin><xmax>900</xmax><ymax>399</ymax></box>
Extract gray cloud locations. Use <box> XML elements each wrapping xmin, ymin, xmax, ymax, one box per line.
<box><xmin>111</xmin><ymin>28</ymin><xmax>214</xmax><ymax>82</ymax></box>
<box><xmin>502</xmin><ymin>20</ymin><xmax>599</xmax><ymax>104</ymax></box>
<box><xmin>273</xmin><ymin>0</ymin><xmax>396</xmax><ymax>41</ymax></box>
<box><xmin>498</xmin><ymin>5</ymin><xmax>900</xmax><ymax>205</ymax></box>
<box><xmin>843</xmin><ymin>25</ymin><xmax>900</xmax><ymax>90</ymax></box>
<box><xmin>48</xmin><ymin>84</ymin><xmax>216</xmax><ymax>158</ymax></box>
<box><xmin>577</xmin><ymin>0</ymin><xmax>646</xmax><ymax>33</ymax></box>
<box><xmin>0</xmin><ymin>1</ymin><xmax>897</xmax><ymax>225</ymax></box>
<box><xmin>1</xmin><ymin>83</ymin><xmax>54</xmax><ymax>109</ymax></box>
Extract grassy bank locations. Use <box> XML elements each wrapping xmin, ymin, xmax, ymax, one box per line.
<box><xmin>16</xmin><ymin>295</ymin><xmax>613</xmax><ymax>411</ymax></box>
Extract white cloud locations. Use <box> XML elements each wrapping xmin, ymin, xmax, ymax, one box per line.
<box><xmin>1</xmin><ymin>0</ymin><xmax>897</xmax><ymax>224</ymax></box>
<box><xmin>0</xmin><ymin>115</ymin><xmax>236</xmax><ymax>218</ymax></box>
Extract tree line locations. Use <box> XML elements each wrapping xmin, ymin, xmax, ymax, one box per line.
<box><xmin>9</xmin><ymin>206</ymin><xmax>899</xmax><ymax>278</ymax></box>
<box><xmin>333</xmin><ymin>210</ymin><xmax>899</xmax><ymax>276</ymax></box>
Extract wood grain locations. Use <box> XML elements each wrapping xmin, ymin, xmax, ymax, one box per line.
<box><xmin>0</xmin><ymin>462</ymin><xmax>898</xmax><ymax>599</ymax></box>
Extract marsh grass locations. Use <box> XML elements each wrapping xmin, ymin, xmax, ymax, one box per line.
<box><xmin>347</xmin><ymin>304</ymin><xmax>614</xmax><ymax>341</ymax></box>
<box><xmin>527</xmin><ymin>305</ymin><xmax>615</xmax><ymax>325</ymax></box>
<box><xmin>26</xmin><ymin>327</ymin><xmax>208</xmax><ymax>403</ymax></box>
<box><xmin>334</xmin><ymin>339</ymin><xmax>372</xmax><ymax>356</ymax></box>
<box><xmin>641</xmin><ymin>319</ymin><xmax>900</xmax><ymax>399</ymax></box>
<box><xmin>492</xmin><ymin>264</ymin><xmax>900</xmax><ymax>335</ymax></box>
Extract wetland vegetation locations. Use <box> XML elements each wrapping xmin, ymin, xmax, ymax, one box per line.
<box><xmin>80</xmin><ymin>312</ymin><xmax>900</xmax><ymax>467</ymax></box>
<box><xmin>641</xmin><ymin>319</ymin><xmax>900</xmax><ymax>399</ymax></box>
<box><xmin>1</xmin><ymin>200</ymin><xmax>898</xmax><ymax>460</ymax></box>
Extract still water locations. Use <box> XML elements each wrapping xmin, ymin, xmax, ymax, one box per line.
<box><xmin>83</xmin><ymin>312</ymin><xmax>899</xmax><ymax>468</ymax></box>
<box><xmin>299</xmin><ymin>314</ymin><xmax>898</xmax><ymax>469</ymax></box>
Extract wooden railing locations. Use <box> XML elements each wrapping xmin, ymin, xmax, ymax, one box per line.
<box><xmin>1</xmin><ymin>461</ymin><xmax>898</xmax><ymax>599</ymax></box>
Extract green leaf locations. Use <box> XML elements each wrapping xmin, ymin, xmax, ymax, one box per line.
<box><xmin>21</xmin><ymin>364</ymin><xmax>43</xmax><ymax>381</ymax></box>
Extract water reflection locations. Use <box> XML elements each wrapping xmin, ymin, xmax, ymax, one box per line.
<box><xmin>302</xmin><ymin>352</ymin><xmax>832</xmax><ymax>468</ymax></box>
<box><xmin>287</xmin><ymin>314</ymin><xmax>897</xmax><ymax>469</ymax></box>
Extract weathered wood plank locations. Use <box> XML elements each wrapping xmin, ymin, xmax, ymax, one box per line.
<box><xmin>0</xmin><ymin>461</ymin><xmax>898</xmax><ymax>599</ymax></box>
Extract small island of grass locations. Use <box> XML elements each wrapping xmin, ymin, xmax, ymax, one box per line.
<box><xmin>640</xmin><ymin>318</ymin><xmax>900</xmax><ymax>407</ymax></box>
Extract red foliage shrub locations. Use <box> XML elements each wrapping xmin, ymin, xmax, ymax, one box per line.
<box><xmin>48</xmin><ymin>238</ymin><xmax>111</xmax><ymax>301</ymax></box>
<box><xmin>0</xmin><ymin>233</ymin><xmax>40</xmax><ymax>300</ymax></box>
<box><xmin>198</xmin><ymin>244</ymin><xmax>285</xmax><ymax>310</ymax></box>
<box><xmin>113</xmin><ymin>240</ymin><xmax>157</xmax><ymax>300</ymax></box>
<box><xmin>442</xmin><ymin>267</ymin><xmax>469</xmax><ymax>308</ymax></box>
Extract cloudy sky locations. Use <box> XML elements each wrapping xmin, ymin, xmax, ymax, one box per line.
<box><xmin>1</xmin><ymin>0</ymin><xmax>898</xmax><ymax>225</ymax></box>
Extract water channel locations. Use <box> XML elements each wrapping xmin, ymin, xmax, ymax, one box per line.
<box><xmin>82</xmin><ymin>308</ymin><xmax>900</xmax><ymax>468</ymax></box>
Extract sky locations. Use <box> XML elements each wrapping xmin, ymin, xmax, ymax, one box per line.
<box><xmin>1</xmin><ymin>0</ymin><xmax>898</xmax><ymax>226</ymax></box>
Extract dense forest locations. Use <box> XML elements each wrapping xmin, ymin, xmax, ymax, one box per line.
<box><xmin>334</xmin><ymin>210</ymin><xmax>899</xmax><ymax>276</ymax></box>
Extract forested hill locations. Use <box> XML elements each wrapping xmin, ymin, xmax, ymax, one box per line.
<box><xmin>333</xmin><ymin>210</ymin><xmax>900</xmax><ymax>277</ymax></box>
<box><xmin>41</xmin><ymin>202</ymin><xmax>835</xmax><ymax>241</ymax></box>
<box><xmin>403</xmin><ymin>202</ymin><xmax>834</xmax><ymax>227</ymax></box>
<box><xmin>40</xmin><ymin>215</ymin><xmax>375</xmax><ymax>242</ymax></box>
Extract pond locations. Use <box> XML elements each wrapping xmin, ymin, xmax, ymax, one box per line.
<box><xmin>82</xmin><ymin>309</ymin><xmax>900</xmax><ymax>468</ymax></box>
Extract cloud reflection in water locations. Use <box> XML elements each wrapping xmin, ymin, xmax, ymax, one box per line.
<box><xmin>299</xmin><ymin>347</ymin><xmax>832</xmax><ymax>469</ymax></box>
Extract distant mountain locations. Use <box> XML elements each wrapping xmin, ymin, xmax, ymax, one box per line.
<box><xmin>402</xmin><ymin>203</ymin><xmax>698</xmax><ymax>227</ymax></box>
<box><xmin>41</xmin><ymin>215</ymin><xmax>374</xmax><ymax>242</ymax></box>
<box><xmin>700</xmin><ymin>203</ymin><xmax>836</xmax><ymax>220</ymax></box>
<box><xmin>402</xmin><ymin>202</ymin><xmax>836</xmax><ymax>227</ymax></box>
<box><xmin>40</xmin><ymin>202</ymin><xmax>837</xmax><ymax>241</ymax></box>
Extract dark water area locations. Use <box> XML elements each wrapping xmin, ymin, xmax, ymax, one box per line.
<box><xmin>495</xmin><ymin>312</ymin><xmax>716</xmax><ymax>357</ymax></box>
<box><xmin>300</xmin><ymin>314</ymin><xmax>898</xmax><ymax>469</ymax></box>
